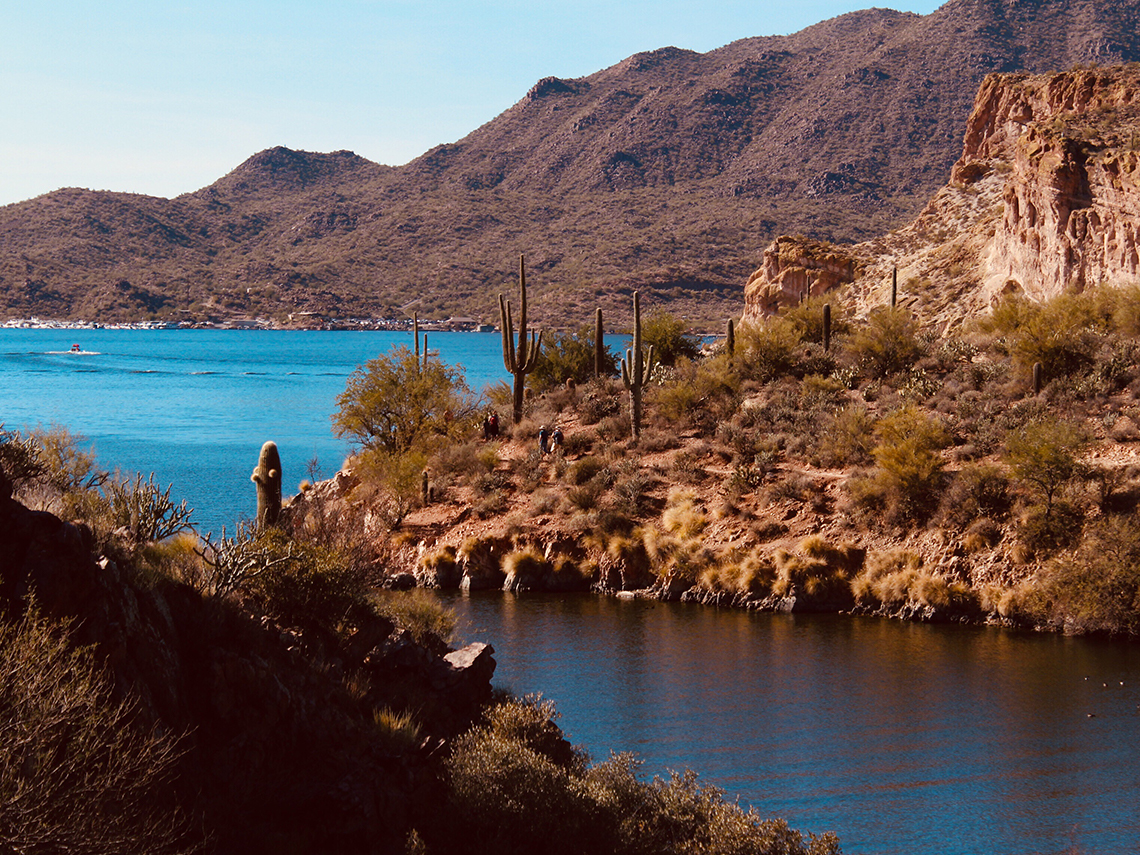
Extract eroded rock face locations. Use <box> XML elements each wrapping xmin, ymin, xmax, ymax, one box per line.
<box><xmin>964</xmin><ymin>69</ymin><xmax>1140</xmax><ymax>303</ymax></box>
<box><xmin>742</xmin><ymin>236</ymin><xmax>859</xmax><ymax>320</ymax></box>
<box><xmin>741</xmin><ymin>66</ymin><xmax>1140</xmax><ymax>329</ymax></box>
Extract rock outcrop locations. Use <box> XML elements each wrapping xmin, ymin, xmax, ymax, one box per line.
<box><xmin>742</xmin><ymin>65</ymin><xmax>1140</xmax><ymax>330</ymax></box>
<box><xmin>0</xmin><ymin>477</ymin><xmax>496</xmax><ymax>854</ymax></box>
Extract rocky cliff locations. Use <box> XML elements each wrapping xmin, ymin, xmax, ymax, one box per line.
<box><xmin>743</xmin><ymin>65</ymin><xmax>1140</xmax><ymax>330</ymax></box>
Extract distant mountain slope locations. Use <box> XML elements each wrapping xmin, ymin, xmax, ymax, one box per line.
<box><xmin>3</xmin><ymin>0</ymin><xmax>1139</xmax><ymax>327</ymax></box>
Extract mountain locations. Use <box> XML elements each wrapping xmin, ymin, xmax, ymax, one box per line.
<box><xmin>2</xmin><ymin>0</ymin><xmax>1140</xmax><ymax>328</ymax></box>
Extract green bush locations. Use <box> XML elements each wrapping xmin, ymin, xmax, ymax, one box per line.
<box><xmin>849</xmin><ymin>406</ymin><xmax>949</xmax><ymax>524</ymax></box>
<box><xmin>848</xmin><ymin>307</ymin><xmax>923</xmax><ymax>378</ymax></box>
<box><xmin>371</xmin><ymin>589</ymin><xmax>456</xmax><ymax>651</ymax></box>
<box><xmin>736</xmin><ymin>318</ymin><xmax>800</xmax><ymax>381</ymax></box>
<box><xmin>1024</xmin><ymin>515</ymin><xmax>1140</xmax><ymax>634</ymax></box>
<box><xmin>333</xmin><ymin>345</ymin><xmax>478</xmax><ymax>456</ymax></box>
<box><xmin>640</xmin><ymin>310</ymin><xmax>701</xmax><ymax>367</ymax></box>
<box><xmin>1004</xmin><ymin>417</ymin><xmax>1089</xmax><ymax>514</ymax></box>
<box><xmin>529</xmin><ymin>325</ymin><xmax>618</xmax><ymax>391</ymax></box>
<box><xmin>437</xmin><ymin>695</ymin><xmax>840</xmax><ymax>855</ymax></box>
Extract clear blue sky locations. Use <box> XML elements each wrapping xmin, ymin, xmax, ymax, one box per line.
<box><xmin>0</xmin><ymin>1</ymin><xmax>943</xmax><ymax>207</ymax></box>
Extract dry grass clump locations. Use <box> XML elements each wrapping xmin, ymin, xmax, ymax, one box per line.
<box><xmin>699</xmin><ymin>548</ymin><xmax>777</xmax><ymax>598</ymax></box>
<box><xmin>851</xmin><ymin>549</ymin><xmax>976</xmax><ymax>611</ymax></box>
<box><xmin>770</xmin><ymin>536</ymin><xmax>862</xmax><ymax>605</ymax></box>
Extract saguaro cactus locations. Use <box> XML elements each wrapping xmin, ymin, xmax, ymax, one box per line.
<box><xmin>500</xmin><ymin>254</ymin><xmax>543</xmax><ymax>423</ymax></box>
<box><xmin>823</xmin><ymin>303</ymin><xmax>832</xmax><ymax>352</ymax></box>
<box><xmin>1033</xmin><ymin>361</ymin><xmax>1043</xmax><ymax>395</ymax></box>
<box><xmin>726</xmin><ymin>318</ymin><xmax>736</xmax><ymax>361</ymax></box>
<box><xmin>890</xmin><ymin>267</ymin><xmax>898</xmax><ymax>309</ymax></box>
<box><xmin>621</xmin><ymin>291</ymin><xmax>654</xmax><ymax>439</ymax></box>
<box><xmin>595</xmin><ymin>307</ymin><xmax>605</xmax><ymax>378</ymax></box>
<box><xmin>413</xmin><ymin>312</ymin><xmax>420</xmax><ymax>361</ymax></box>
<box><xmin>251</xmin><ymin>441</ymin><xmax>282</xmax><ymax>528</ymax></box>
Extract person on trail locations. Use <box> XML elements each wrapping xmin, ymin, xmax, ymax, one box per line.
<box><xmin>489</xmin><ymin>412</ymin><xmax>499</xmax><ymax>438</ymax></box>
<box><xmin>551</xmin><ymin>426</ymin><xmax>564</xmax><ymax>452</ymax></box>
<box><xmin>538</xmin><ymin>425</ymin><xmax>550</xmax><ymax>455</ymax></box>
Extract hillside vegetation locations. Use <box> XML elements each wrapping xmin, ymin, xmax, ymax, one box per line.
<box><xmin>3</xmin><ymin>0</ymin><xmax>1140</xmax><ymax>327</ymax></box>
<box><xmin>311</xmin><ymin>286</ymin><xmax>1140</xmax><ymax>638</ymax></box>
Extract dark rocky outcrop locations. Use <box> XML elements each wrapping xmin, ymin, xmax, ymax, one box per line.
<box><xmin>0</xmin><ymin>481</ymin><xmax>495</xmax><ymax>854</ymax></box>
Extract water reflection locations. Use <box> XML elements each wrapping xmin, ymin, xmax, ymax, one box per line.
<box><xmin>446</xmin><ymin>592</ymin><xmax>1140</xmax><ymax>855</ymax></box>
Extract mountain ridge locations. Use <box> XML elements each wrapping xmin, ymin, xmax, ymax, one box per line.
<box><xmin>3</xmin><ymin>0</ymin><xmax>1140</xmax><ymax>327</ymax></box>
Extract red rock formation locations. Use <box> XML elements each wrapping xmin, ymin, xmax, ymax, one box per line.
<box><xmin>742</xmin><ymin>66</ymin><xmax>1140</xmax><ymax>328</ymax></box>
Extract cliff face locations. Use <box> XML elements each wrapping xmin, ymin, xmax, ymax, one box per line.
<box><xmin>964</xmin><ymin>69</ymin><xmax>1140</xmax><ymax>302</ymax></box>
<box><xmin>742</xmin><ymin>65</ymin><xmax>1140</xmax><ymax>329</ymax></box>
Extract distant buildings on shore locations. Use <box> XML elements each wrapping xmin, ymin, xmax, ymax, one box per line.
<box><xmin>2</xmin><ymin>315</ymin><xmax>497</xmax><ymax>332</ymax></box>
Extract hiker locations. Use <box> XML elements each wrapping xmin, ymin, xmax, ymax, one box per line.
<box><xmin>551</xmin><ymin>426</ymin><xmax>564</xmax><ymax>452</ymax></box>
<box><xmin>488</xmin><ymin>411</ymin><xmax>499</xmax><ymax>438</ymax></box>
<box><xmin>483</xmin><ymin>413</ymin><xmax>493</xmax><ymax>440</ymax></box>
<box><xmin>538</xmin><ymin>425</ymin><xmax>550</xmax><ymax>455</ymax></box>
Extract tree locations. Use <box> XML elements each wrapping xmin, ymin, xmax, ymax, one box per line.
<box><xmin>641</xmin><ymin>310</ymin><xmax>700</xmax><ymax>367</ymax></box>
<box><xmin>333</xmin><ymin>346</ymin><xmax>477</xmax><ymax>456</ymax></box>
<box><xmin>1005</xmin><ymin>417</ymin><xmax>1089</xmax><ymax>515</ymax></box>
<box><xmin>529</xmin><ymin>325</ymin><xmax>618</xmax><ymax>392</ymax></box>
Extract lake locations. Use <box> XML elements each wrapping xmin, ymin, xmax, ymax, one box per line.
<box><xmin>3</xmin><ymin>328</ymin><xmax>1139</xmax><ymax>854</ymax></box>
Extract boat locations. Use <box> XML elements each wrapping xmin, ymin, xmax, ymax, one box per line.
<box><xmin>70</xmin><ymin>344</ymin><xmax>82</xmax><ymax>353</ymax></box>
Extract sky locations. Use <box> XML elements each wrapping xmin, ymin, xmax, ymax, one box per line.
<box><xmin>0</xmin><ymin>0</ymin><xmax>944</xmax><ymax>208</ymax></box>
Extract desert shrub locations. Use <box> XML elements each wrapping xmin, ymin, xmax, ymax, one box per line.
<box><xmin>651</xmin><ymin>354</ymin><xmax>741</xmax><ymax>433</ymax></box>
<box><xmin>1022</xmin><ymin>515</ymin><xmax>1140</xmax><ymax>634</ymax></box>
<box><xmin>611</xmin><ymin>469</ymin><xmax>654</xmax><ymax>516</ymax></box>
<box><xmin>700</xmin><ymin>548</ymin><xmax>777</xmax><ymax>597</ymax></box>
<box><xmin>963</xmin><ymin>517</ymin><xmax>1003</xmax><ymax>552</ymax></box>
<box><xmin>641</xmin><ymin>310</ymin><xmax>702</xmax><ymax>367</ymax></box>
<box><xmin>578</xmin><ymin>388</ymin><xmax>621</xmax><ymax>426</ymax></box>
<box><xmin>597</xmin><ymin>414</ymin><xmax>632</xmax><ymax>442</ymax></box>
<box><xmin>780</xmin><ymin>295</ymin><xmax>850</xmax><ymax>345</ymax></box>
<box><xmin>0</xmin><ymin>609</ymin><xmax>196</xmax><ymax>854</ymax></box>
<box><xmin>567</xmin><ymin>455</ymin><xmax>608</xmax><ymax>486</ymax></box>
<box><xmin>371</xmin><ymin>589</ymin><xmax>456</xmax><ymax>650</ymax></box>
<box><xmin>991</xmin><ymin>291</ymin><xmax>1104</xmax><ymax>375</ymax></box>
<box><xmin>661</xmin><ymin>489</ymin><xmax>707</xmax><ymax>539</ymax></box>
<box><xmin>814</xmin><ymin>404</ymin><xmax>876</xmax><ymax>468</ymax></box>
<box><xmin>529</xmin><ymin>325</ymin><xmax>618</xmax><ymax>391</ymax></box>
<box><xmin>431</xmin><ymin>438</ymin><xmax>498</xmax><ymax>483</ymax></box>
<box><xmin>333</xmin><ymin>346</ymin><xmax>479</xmax><ymax>456</ymax></box>
<box><xmin>474</xmin><ymin>489</ymin><xmax>509</xmax><ymax>518</ymax></box>
<box><xmin>353</xmin><ymin>448</ymin><xmax>429</xmax><ymax>527</ymax></box>
<box><xmin>736</xmin><ymin>318</ymin><xmax>800</xmax><ymax>381</ymax></box>
<box><xmin>0</xmin><ymin>425</ymin><xmax>47</xmax><ymax>492</ymax></box>
<box><xmin>848</xmin><ymin>406</ymin><xmax>949</xmax><ymax>524</ymax></box>
<box><xmin>771</xmin><ymin>544</ymin><xmax>853</xmax><ymax>605</ymax></box>
<box><xmin>847</xmin><ymin>307</ymin><xmax>923</xmax><ymax>378</ymax></box>
<box><xmin>417</xmin><ymin>543</ymin><xmax>459</xmax><ymax>586</ymax></box>
<box><xmin>850</xmin><ymin>549</ymin><xmax>974</xmax><ymax>611</ymax></box>
<box><xmin>372</xmin><ymin>706</ymin><xmax>422</xmax><ymax>754</ymax></box>
<box><xmin>1016</xmin><ymin>500</ymin><xmax>1085</xmax><ymax>558</ymax></box>
<box><xmin>104</xmin><ymin>472</ymin><xmax>195</xmax><ymax>545</ymax></box>
<box><xmin>245</xmin><ymin>531</ymin><xmax>365</xmax><ymax>630</ymax></box>
<box><xmin>937</xmin><ymin>462</ymin><xmax>1011</xmax><ymax>528</ymax></box>
<box><xmin>135</xmin><ymin>532</ymin><xmax>204</xmax><ymax>584</ymax></box>
<box><xmin>1004</xmin><ymin>417</ymin><xmax>1089</xmax><ymax>514</ymax></box>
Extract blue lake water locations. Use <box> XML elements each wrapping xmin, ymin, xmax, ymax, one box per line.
<box><xmin>0</xmin><ymin>328</ymin><xmax>512</xmax><ymax>533</ymax></box>
<box><xmin>3</xmin><ymin>329</ymin><xmax>1139</xmax><ymax>854</ymax></box>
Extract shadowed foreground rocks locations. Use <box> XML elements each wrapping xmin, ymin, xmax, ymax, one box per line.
<box><xmin>0</xmin><ymin>469</ymin><xmax>495</xmax><ymax>855</ymax></box>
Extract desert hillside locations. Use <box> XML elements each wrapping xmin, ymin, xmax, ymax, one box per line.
<box><xmin>3</xmin><ymin>0</ymin><xmax>1140</xmax><ymax>327</ymax></box>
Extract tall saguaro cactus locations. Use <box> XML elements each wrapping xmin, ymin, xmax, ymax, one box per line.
<box><xmin>251</xmin><ymin>441</ymin><xmax>282</xmax><ymax>528</ymax></box>
<box><xmin>500</xmin><ymin>254</ymin><xmax>543</xmax><ymax>423</ymax></box>
<box><xmin>595</xmin><ymin>308</ymin><xmax>605</xmax><ymax>378</ymax></box>
<box><xmin>621</xmin><ymin>291</ymin><xmax>654</xmax><ymax>439</ymax></box>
